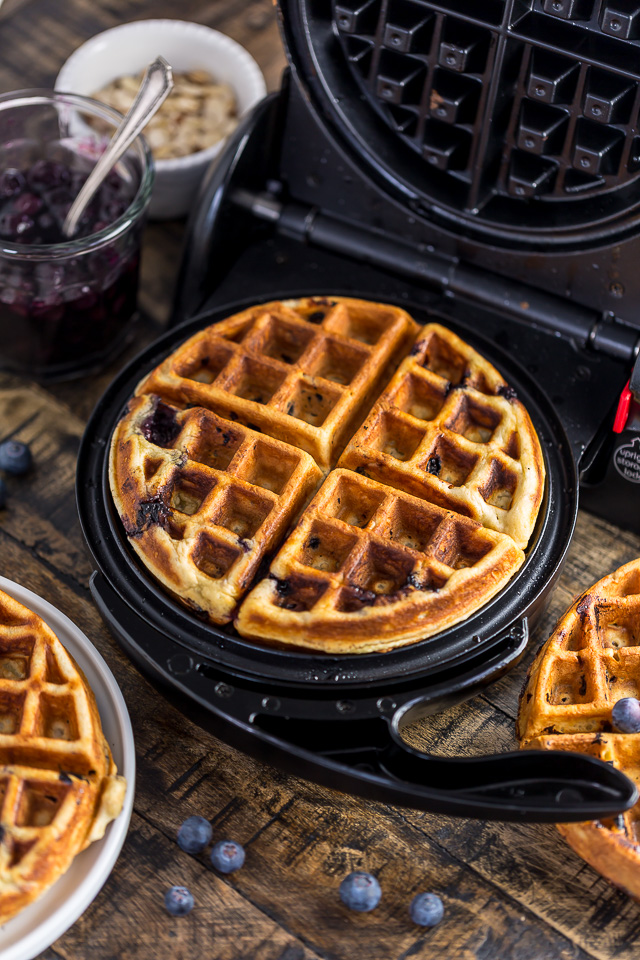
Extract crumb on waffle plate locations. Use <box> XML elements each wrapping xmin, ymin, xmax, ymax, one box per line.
<box><xmin>517</xmin><ymin>558</ymin><xmax>640</xmax><ymax>899</ymax></box>
<box><xmin>110</xmin><ymin>296</ymin><xmax>546</xmax><ymax>653</ymax></box>
<box><xmin>0</xmin><ymin>578</ymin><xmax>134</xmax><ymax>960</ymax></box>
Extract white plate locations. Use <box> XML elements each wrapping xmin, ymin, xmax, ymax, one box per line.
<box><xmin>0</xmin><ymin>577</ymin><xmax>135</xmax><ymax>960</ymax></box>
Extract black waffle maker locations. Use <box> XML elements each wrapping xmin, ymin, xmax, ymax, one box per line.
<box><xmin>76</xmin><ymin>0</ymin><xmax>640</xmax><ymax>821</ymax></box>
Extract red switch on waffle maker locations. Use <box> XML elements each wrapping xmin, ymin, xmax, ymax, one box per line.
<box><xmin>613</xmin><ymin>354</ymin><xmax>640</xmax><ymax>434</ymax></box>
<box><xmin>613</xmin><ymin>382</ymin><xmax>634</xmax><ymax>434</ymax></box>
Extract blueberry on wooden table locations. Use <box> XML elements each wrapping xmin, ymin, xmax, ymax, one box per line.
<box><xmin>0</xmin><ymin>478</ymin><xmax>6</xmax><ymax>509</ymax></box>
<box><xmin>164</xmin><ymin>886</ymin><xmax>194</xmax><ymax>916</ymax></box>
<box><xmin>339</xmin><ymin>872</ymin><xmax>382</xmax><ymax>912</ymax></box>
<box><xmin>612</xmin><ymin>697</ymin><xmax>640</xmax><ymax>733</ymax></box>
<box><xmin>210</xmin><ymin>840</ymin><xmax>245</xmax><ymax>874</ymax></box>
<box><xmin>409</xmin><ymin>892</ymin><xmax>444</xmax><ymax>927</ymax></box>
<box><xmin>0</xmin><ymin>441</ymin><xmax>31</xmax><ymax>475</ymax></box>
<box><xmin>177</xmin><ymin>815</ymin><xmax>213</xmax><ymax>854</ymax></box>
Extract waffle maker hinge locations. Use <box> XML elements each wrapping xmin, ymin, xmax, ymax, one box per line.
<box><xmin>232</xmin><ymin>186</ymin><xmax>640</xmax><ymax>363</ymax></box>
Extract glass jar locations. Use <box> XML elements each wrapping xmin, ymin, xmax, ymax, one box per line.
<box><xmin>0</xmin><ymin>90</ymin><xmax>154</xmax><ymax>380</ymax></box>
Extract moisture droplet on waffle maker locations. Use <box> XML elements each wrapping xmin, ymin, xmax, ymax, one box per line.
<box><xmin>110</xmin><ymin>297</ymin><xmax>546</xmax><ymax>652</ymax></box>
<box><xmin>518</xmin><ymin>558</ymin><xmax>640</xmax><ymax>899</ymax></box>
<box><xmin>0</xmin><ymin>590</ymin><xmax>126</xmax><ymax>924</ymax></box>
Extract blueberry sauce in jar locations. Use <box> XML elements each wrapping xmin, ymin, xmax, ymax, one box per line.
<box><xmin>0</xmin><ymin>160</ymin><xmax>133</xmax><ymax>244</ymax></box>
<box><xmin>0</xmin><ymin>156</ymin><xmax>144</xmax><ymax>378</ymax></box>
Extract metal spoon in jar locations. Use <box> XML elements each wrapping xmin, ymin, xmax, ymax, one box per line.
<box><xmin>62</xmin><ymin>56</ymin><xmax>173</xmax><ymax>238</ymax></box>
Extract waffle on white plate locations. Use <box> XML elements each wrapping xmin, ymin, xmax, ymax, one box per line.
<box><xmin>110</xmin><ymin>296</ymin><xmax>545</xmax><ymax>652</ymax></box>
<box><xmin>0</xmin><ymin>589</ymin><xmax>126</xmax><ymax>924</ymax></box>
<box><xmin>518</xmin><ymin>558</ymin><xmax>640</xmax><ymax>899</ymax></box>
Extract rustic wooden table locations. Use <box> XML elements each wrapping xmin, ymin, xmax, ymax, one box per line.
<box><xmin>2</xmin><ymin>2</ymin><xmax>640</xmax><ymax>958</ymax></box>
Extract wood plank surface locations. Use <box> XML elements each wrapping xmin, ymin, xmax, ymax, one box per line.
<box><xmin>1</xmin><ymin>2</ymin><xmax>640</xmax><ymax>959</ymax></box>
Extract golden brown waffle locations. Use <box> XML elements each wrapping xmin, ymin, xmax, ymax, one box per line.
<box><xmin>0</xmin><ymin>589</ymin><xmax>126</xmax><ymax>924</ymax></box>
<box><xmin>110</xmin><ymin>394</ymin><xmax>323</xmax><ymax>622</ymax></box>
<box><xmin>111</xmin><ymin>298</ymin><xmax>545</xmax><ymax>650</ymax></box>
<box><xmin>339</xmin><ymin>323</ymin><xmax>545</xmax><ymax>550</ymax></box>
<box><xmin>139</xmin><ymin>297</ymin><xmax>419</xmax><ymax>470</ymax></box>
<box><xmin>235</xmin><ymin>469</ymin><xmax>524</xmax><ymax>653</ymax></box>
<box><xmin>518</xmin><ymin>559</ymin><xmax>640</xmax><ymax>899</ymax></box>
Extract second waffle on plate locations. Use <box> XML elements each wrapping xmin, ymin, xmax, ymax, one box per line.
<box><xmin>518</xmin><ymin>558</ymin><xmax>640</xmax><ymax>898</ymax></box>
<box><xmin>110</xmin><ymin>296</ymin><xmax>546</xmax><ymax>652</ymax></box>
<box><xmin>0</xmin><ymin>588</ymin><xmax>126</xmax><ymax>924</ymax></box>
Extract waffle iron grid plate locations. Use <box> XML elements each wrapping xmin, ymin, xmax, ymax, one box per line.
<box><xmin>288</xmin><ymin>0</ymin><xmax>640</xmax><ymax>240</ymax></box>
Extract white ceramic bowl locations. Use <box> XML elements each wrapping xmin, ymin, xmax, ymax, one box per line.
<box><xmin>0</xmin><ymin>577</ymin><xmax>135</xmax><ymax>960</ymax></box>
<box><xmin>55</xmin><ymin>20</ymin><xmax>267</xmax><ymax>219</ymax></box>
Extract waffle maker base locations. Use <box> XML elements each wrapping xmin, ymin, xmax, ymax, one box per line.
<box><xmin>76</xmin><ymin>288</ymin><xmax>638</xmax><ymax>822</ymax></box>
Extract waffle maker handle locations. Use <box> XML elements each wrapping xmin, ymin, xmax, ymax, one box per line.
<box><xmin>91</xmin><ymin>572</ymin><xmax>637</xmax><ymax>822</ymax></box>
<box><xmin>381</xmin><ymin>658</ymin><xmax>638</xmax><ymax>823</ymax></box>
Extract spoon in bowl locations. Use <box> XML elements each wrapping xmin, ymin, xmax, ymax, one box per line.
<box><xmin>62</xmin><ymin>56</ymin><xmax>173</xmax><ymax>238</ymax></box>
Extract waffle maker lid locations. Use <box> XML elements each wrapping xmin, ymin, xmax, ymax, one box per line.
<box><xmin>280</xmin><ymin>0</ymin><xmax>640</xmax><ymax>246</ymax></box>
